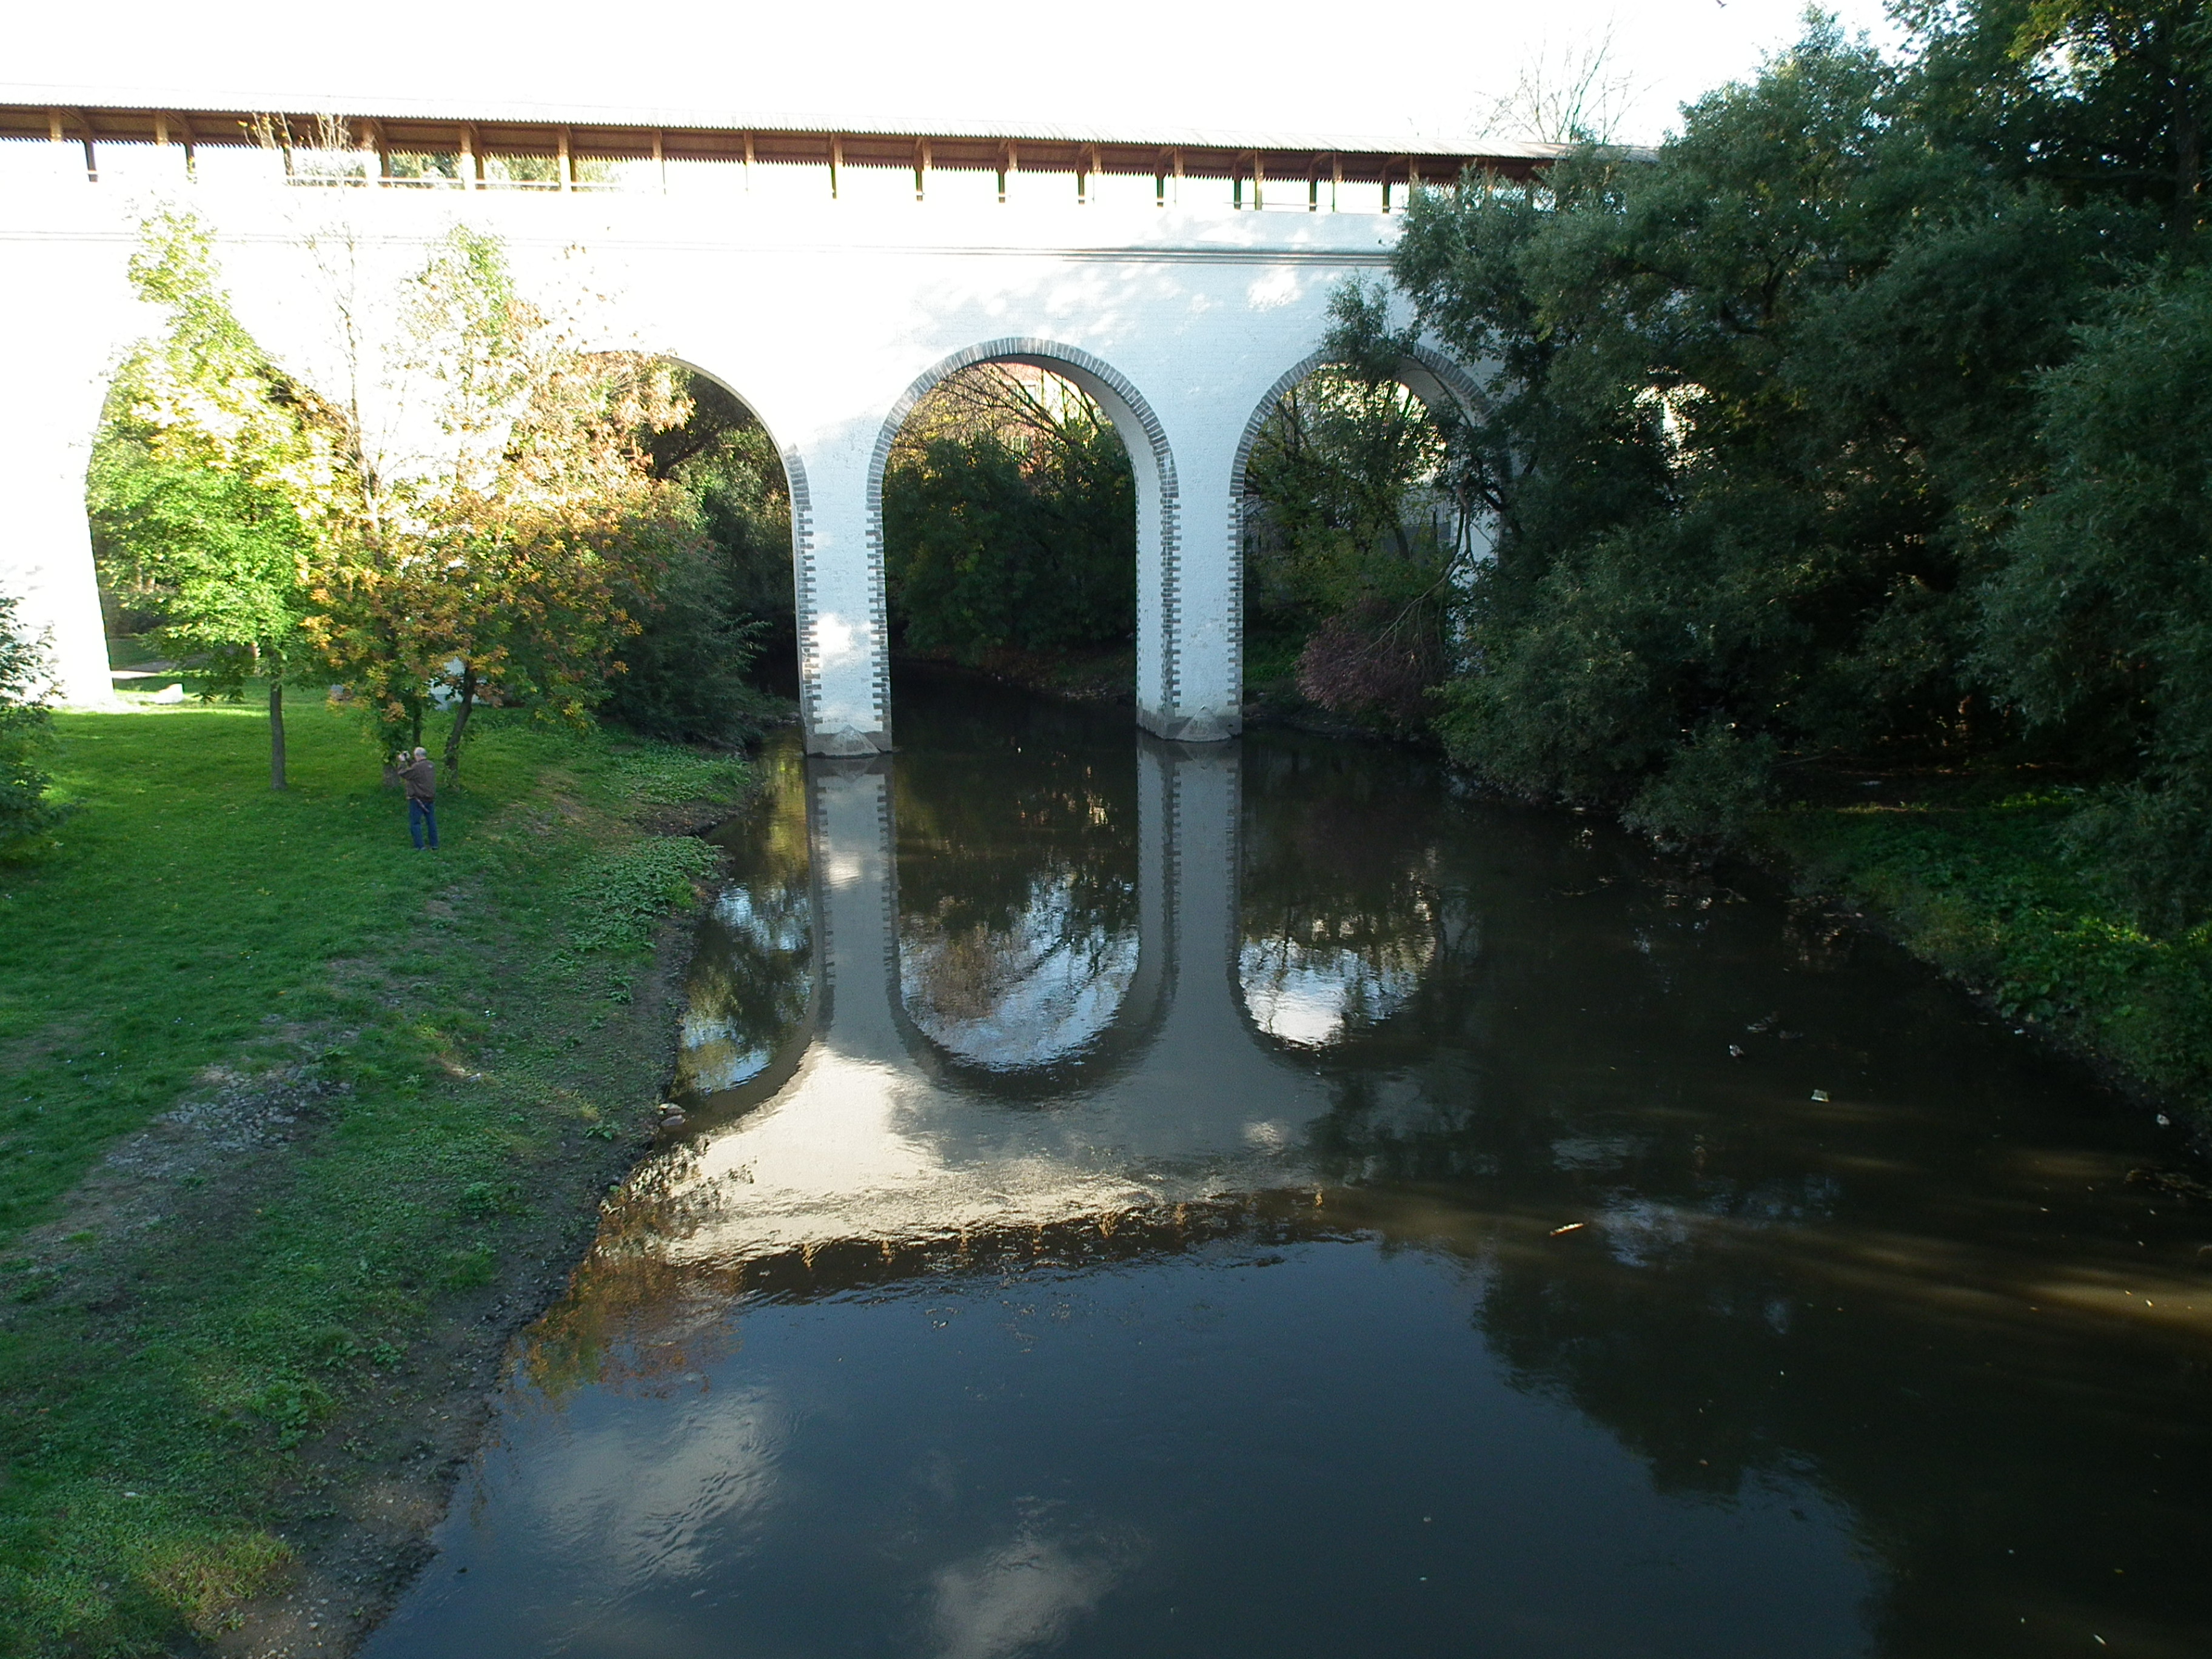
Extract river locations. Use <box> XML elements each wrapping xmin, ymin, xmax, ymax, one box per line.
<box><xmin>365</xmin><ymin>672</ymin><xmax>2212</xmax><ymax>1658</ymax></box>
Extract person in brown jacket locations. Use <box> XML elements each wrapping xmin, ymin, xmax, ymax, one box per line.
<box><xmin>398</xmin><ymin>746</ymin><xmax>438</xmax><ymax>850</ymax></box>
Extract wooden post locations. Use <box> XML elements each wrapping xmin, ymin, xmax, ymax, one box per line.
<box><xmin>1253</xmin><ymin>150</ymin><xmax>1265</xmax><ymax>210</ymax></box>
<box><xmin>999</xmin><ymin>139</ymin><xmax>1017</xmax><ymax>203</ymax></box>
<box><xmin>1331</xmin><ymin>152</ymin><xmax>1341</xmax><ymax>212</ymax></box>
<box><xmin>742</xmin><ymin>132</ymin><xmax>754</xmax><ymax>192</ymax></box>
<box><xmin>73</xmin><ymin>110</ymin><xmax>98</xmax><ymax>182</ymax></box>
<box><xmin>176</xmin><ymin>109</ymin><xmax>196</xmax><ymax>180</ymax></box>
<box><xmin>654</xmin><ymin>128</ymin><xmax>666</xmax><ymax>192</ymax></box>
<box><xmin>830</xmin><ymin>135</ymin><xmax>842</xmax><ymax>199</ymax></box>
<box><xmin>914</xmin><ymin>136</ymin><xmax>930</xmax><ymax>201</ymax></box>
<box><xmin>1156</xmin><ymin>149</ymin><xmax>1168</xmax><ymax>207</ymax></box>
<box><xmin>458</xmin><ymin>124</ymin><xmax>477</xmax><ymax>189</ymax></box>
<box><xmin>558</xmin><ymin>126</ymin><xmax>572</xmax><ymax>191</ymax></box>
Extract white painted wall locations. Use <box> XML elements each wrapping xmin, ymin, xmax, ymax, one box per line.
<box><xmin>0</xmin><ymin>150</ymin><xmax>1450</xmax><ymax>748</ymax></box>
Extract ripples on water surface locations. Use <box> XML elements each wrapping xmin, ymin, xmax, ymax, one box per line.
<box><xmin>368</xmin><ymin>675</ymin><xmax>2212</xmax><ymax>1659</ymax></box>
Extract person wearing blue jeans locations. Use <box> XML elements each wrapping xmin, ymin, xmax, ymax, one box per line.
<box><xmin>398</xmin><ymin>746</ymin><xmax>439</xmax><ymax>850</ymax></box>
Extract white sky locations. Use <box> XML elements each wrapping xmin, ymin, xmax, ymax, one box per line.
<box><xmin>10</xmin><ymin>0</ymin><xmax>1903</xmax><ymax>149</ymax></box>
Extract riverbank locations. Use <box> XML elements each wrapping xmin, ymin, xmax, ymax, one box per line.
<box><xmin>0</xmin><ymin>694</ymin><xmax>751</xmax><ymax>1656</ymax></box>
<box><xmin>1755</xmin><ymin>777</ymin><xmax>2212</xmax><ymax>1133</ymax></box>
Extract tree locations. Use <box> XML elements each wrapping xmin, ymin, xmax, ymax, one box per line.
<box><xmin>0</xmin><ymin>592</ymin><xmax>63</xmax><ymax>849</ymax></box>
<box><xmin>1905</xmin><ymin>0</ymin><xmax>2212</xmax><ymax>242</ymax></box>
<box><xmin>1980</xmin><ymin>264</ymin><xmax>2212</xmax><ymax>927</ymax></box>
<box><xmin>303</xmin><ymin>229</ymin><xmax>695</xmax><ymax>779</ymax></box>
<box><xmin>1476</xmin><ymin>21</ymin><xmax>1641</xmax><ymax>144</ymax></box>
<box><xmin>610</xmin><ymin>369</ymin><xmax>790</xmax><ymax>743</ymax></box>
<box><xmin>1371</xmin><ymin>16</ymin><xmax>2148</xmax><ymax>834</ymax></box>
<box><xmin>87</xmin><ymin>210</ymin><xmax>338</xmax><ymax>789</ymax></box>
<box><xmin>1242</xmin><ymin>281</ymin><xmax>1460</xmax><ymax>731</ymax></box>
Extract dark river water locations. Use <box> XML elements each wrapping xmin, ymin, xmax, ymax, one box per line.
<box><xmin>367</xmin><ymin>674</ymin><xmax>2212</xmax><ymax>1659</ymax></box>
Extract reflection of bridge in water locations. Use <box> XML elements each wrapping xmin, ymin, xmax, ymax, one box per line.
<box><xmin>659</xmin><ymin>736</ymin><xmax>1353</xmax><ymax>1265</ymax></box>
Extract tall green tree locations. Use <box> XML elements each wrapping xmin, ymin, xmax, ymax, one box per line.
<box><xmin>611</xmin><ymin>369</ymin><xmax>789</xmax><ymax>743</ymax></box>
<box><xmin>1905</xmin><ymin>0</ymin><xmax>2212</xmax><ymax>240</ymax></box>
<box><xmin>1980</xmin><ymin>264</ymin><xmax>2212</xmax><ymax>926</ymax></box>
<box><xmin>87</xmin><ymin>210</ymin><xmax>338</xmax><ymax>789</ymax></box>
<box><xmin>1372</xmin><ymin>15</ymin><xmax>2151</xmax><ymax>837</ymax></box>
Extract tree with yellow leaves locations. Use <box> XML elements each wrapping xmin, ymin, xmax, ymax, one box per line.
<box><xmin>303</xmin><ymin>227</ymin><xmax>699</xmax><ymax>780</ymax></box>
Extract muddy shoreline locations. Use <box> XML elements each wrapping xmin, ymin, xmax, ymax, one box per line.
<box><xmin>198</xmin><ymin>911</ymin><xmax>705</xmax><ymax>1659</ymax></box>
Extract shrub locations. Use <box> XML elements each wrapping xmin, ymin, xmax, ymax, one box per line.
<box><xmin>0</xmin><ymin>592</ymin><xmax>62</xmax><ymax>850</ymax></box>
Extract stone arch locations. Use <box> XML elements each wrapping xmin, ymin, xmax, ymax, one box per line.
<box><xmin>1227</xmin><ymin>343</ymin><xmax>1490</xmax><ymax>672</ymax></box>
<box><xmin>1230</xmin><ymin>341</ymin><xmax>1484</xmax><ymax>494</ymax></box>
<box><xmin>662</xmin><ymin>357</ymin><xmax>823</xmax><ymax>723</ymax></box>
<box><xmin>865</xmin><ymin>338</ymin><xmax>1187</xmax><ymax>737</ymax></box>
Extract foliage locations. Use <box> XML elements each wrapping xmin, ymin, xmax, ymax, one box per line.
<box><xmin>1370</xmin><ymin>12</ymin><xmax>2170</xmax><ymax>842</ymax></box>
<box><xmin>608</xmin><ymin>369</ymin><xmax>791</xmax><ymax>742</ymax></box>
<box><xmin>608</xmin><ymin>743</ymin><xmax>754</xmax><ymax>805</ymax></box>
<box><xmin>0</xmin><ymin>594</ymin><xmax>63</xmax><ymax>850</ymax></box>
<box><xmin>1903</xmin><ymin>0</ymin><xmax>2212</xmax><ymax>240</ymax></box>
<box><xmin>87</xmin><ymin>209</ymin><xmax>339</xmax><ymax>786</ymax></box>
<box><xmin>1243</xmin><ymin>284</ymin><xmax>1461</xmax><ymax>728</ymax></box>
<box><xmin>1979</xmin><ymin>263</ymin><xmax>2212</xmax><ymax>928</ymax></box>
<box><xmin>562</xmin><ymin>837</ymin><xmax>720</xmax><ymax>951</ymax></box>
<box><xmin>301</xmin><ymin>228</ymin><xmax>697</xmax><ymax>774</ymax></box>
<box><xmin>882</xmin><ymin>365</ymin><xmax>1136</xmax><ymax>658</ymax></box>
<box><xmin>1765</xmin><ymin>796</ymin><xmax>2212</xmax><ymax>1107</ymax></box>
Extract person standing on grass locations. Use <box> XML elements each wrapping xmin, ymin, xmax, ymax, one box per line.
<box><xmin>398</xmin><ymin>746</ymin><xmax>439</xmax><ymax>850</ymax></box>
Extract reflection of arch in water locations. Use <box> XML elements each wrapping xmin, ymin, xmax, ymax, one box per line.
<box><xmin>804</xmin><ymin>732</ymin><xmax>1250</xmax><ymax>1102</ymax></box>
<box><xmin>1226</xmin><ymin>739</ymin><xmax>1458</xmax><ymax>1059</ymax></box>
<box><xmin>1236</xmin><ymin>929</ymin><xmax>1436</xmax><ymax>1052</ymax></box>
<box><xmin>892</xmin><ymin>894</ymin><xmax>1170</xmax><ymax>1102</ymax></box>
<box><xmin>885</xmin><ymin>835</ymin><xmax>1173</xmax><ymax>1106</ymax></box>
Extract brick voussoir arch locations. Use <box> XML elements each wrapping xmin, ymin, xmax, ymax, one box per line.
<box><xmin>865</xmin><ymin>338</ymin><xmax>1183</xmax><ymax>720</ymax></box>
<box><xmin>1226</xmin><ymin>341</ymin><xmax>1486</xmax><ymax>663</ymax></box>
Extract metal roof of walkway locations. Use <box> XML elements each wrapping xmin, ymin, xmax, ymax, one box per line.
<box><xmin>0</xmin><ymin>96</ymin><xmax>1567</xmax><ymax>189</ymax></box>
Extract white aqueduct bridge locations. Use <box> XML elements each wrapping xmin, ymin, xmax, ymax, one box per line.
<box><xmin>0</xmin><ymin>103</ymin><xmax>1540</xmax><ymax>749</ymax></box>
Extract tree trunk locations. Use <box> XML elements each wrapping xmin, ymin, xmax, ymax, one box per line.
<box><xmin>442</xmin><ymin>664</ymin><xmax>478</xmax><ymax>783</ymax></box>
<box><xmin>269</xmin><ymin>679</ymin><xmax>288</xmax><ymax>791</ymax></box>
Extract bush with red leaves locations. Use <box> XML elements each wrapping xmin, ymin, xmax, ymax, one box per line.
<box><xmin>1294</xmin><ymin>600</ymin><xmax>1447</xmax><ymax>733</ymax></box>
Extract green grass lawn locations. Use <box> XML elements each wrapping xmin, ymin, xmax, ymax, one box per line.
<box><xmin>1761</xmin><ymin>794</ymin><xmax>2212</xmax><ymax>1122</ymax></box>
<box><xmin>0</xmin><ymin>693</ymin><xmax>746</xmax><ymax>1655</ymax></box>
